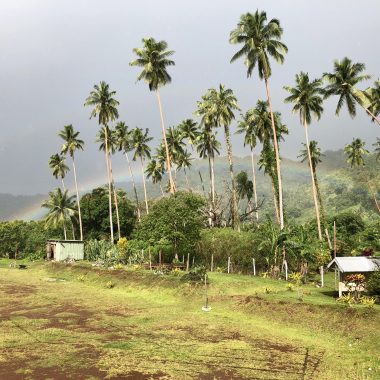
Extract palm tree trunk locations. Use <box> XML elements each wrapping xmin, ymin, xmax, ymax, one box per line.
<box><xmin>251</xmin><ymin>151</ymin><xmax>259</xmax><ymax>222</ymax></box>
<box><xmin>210</xmin><ymin>156</ymin><xmax>216</xmax><ymax>204</ymax></box>
<box><xmin>271</xmin><ymin>181</ymin><xmax>280</xmax><ymax>224</ymax></box>
<box><xmin>103</xmin><ymin>126</ymin><xmax>114</xmax><ymax>243</ymax></box>
<box><xmin>313</xmin><ymin>170</ymin><xmax>325</xmax><ymax>223</ymax></box>
<box><xmin>70</xmin><ymin>220</ymin><xmax>76</xmax><ymax>240</ymax></box>
<box><xmin>207</xmin><ymin>155</ymin><xmax>215</xmax><ymax>228</ymax></box>
<box><xmin>265</xmin><ymin>78</ymin><xmax>284</xmax><ymax>230</ymax></box>
<box><xmin>140</xmin><ymin>157</ymin><xmax>149</xmax><ymax>214</ymax></box>
<box><xmin>63</xmin><ymin>221</ymin><xmax>67</xmax><ymax>240</ymax></box>
<box><xmin>304</xmin><ymin>121</ymin><xmax>323</xmax><ymax>240</ymax></box>
<box><xmin>184</xmin><ymin>168</ymin><xmax>191</xmax><ymax>191</ymax></box>
<box><xmin>71</xmin><ymin>157</ymin><xmax>83</xmax><ymax>241</ymax></box>
<box><xmin>223</xmin><ymin>124</ymin><xmax>239</xmax><ymax>232</ymax></box>
<box><xmin>156</xmin><ymin>90</ymin><xmax>175</xmax><ymax>193</ymax></box>
<box><xmin>61</xmin><ymin>179</ymin><xmax>66</xmax><ymax>192</ymax></box>
<box><xmin>124</xmin><ymin>152</ymin><xmax>141</xmax><ymax>221</ymax></box>
<box><xmin>198</xmin><ymin>170</ymin><xmax>207</xmax><ymax>198</ymax></box>
<box><xmin>159</xmin><ymin>183</ymin><xmax>164</xmax><ymax>196</ymax></box>
<box><xmin>108</xmin><ymin>153</ymin><xmax>121</xmax><ymax>240</ymax></box>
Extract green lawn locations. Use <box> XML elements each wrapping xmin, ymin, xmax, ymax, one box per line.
<box><xmin>0</xmin><ymin>260</ymin><xmax>379</xmax><ymax>379</ymax></box>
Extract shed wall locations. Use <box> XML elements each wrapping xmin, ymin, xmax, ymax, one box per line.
<box><xmin>55</xmin><ymin>242</ymin><xmax>84</xmax><ymax>261</ymax></box>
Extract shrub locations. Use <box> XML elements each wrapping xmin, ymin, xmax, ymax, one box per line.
<box><xmin>286</xmin><ymin>283</ymin><xmax>294</xmax><ymax>292</ymax></box>
<box><xmin>105</xmin><ymin>281</ymin><xmax>115</xmax><ymax>289</ymax></box>
<box><xmin>289</xmin><ymin>272</ymin><xmax>303</xmax><ymax>286</ymax></box>
<box><xmin>337</xmin><ymin>293</ymin><xmax>354</xmax><ymax>305</ymax></box>
<box><xmin>367</xmin><ymin>271</ymin><xmax>380</xmax><ymax>295</ymax></box>
<box><xmin>85</xmin><ymin>239</ymin><xmax>114</xmax><ymax>261</ymax></box>
<box><xmin>181</xmin><ymin>266</ymin><xmax>207</xmax><ymax>284</ymax></box>
<box><xmin>360</xmin><ymin>296</ymin><xmax>376</xmax><ymax>308</ymax></box>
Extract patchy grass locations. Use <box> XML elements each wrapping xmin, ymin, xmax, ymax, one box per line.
<box><xmin>0</xmin><ymin>260</ymin><xmax>379</xmax><ymax>379</ymax></box>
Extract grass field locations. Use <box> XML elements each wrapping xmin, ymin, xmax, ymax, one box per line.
<box><xmin>0</xmin><ymin>260</ymin><xmax>379</xmax><ymax>379</ymax></box>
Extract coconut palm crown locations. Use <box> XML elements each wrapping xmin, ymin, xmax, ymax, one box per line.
<box><xmin>129</xmin><ymin>38</ymin><xmax>175</xmax><ymax>91</ymax></box>
<box><xmin>59</xmin><ymin>125</ymin><xmax>84</xmax><ymax>158</ymax></box>
<box><xmin>344</xmin><ymin>138</ymin><xmax>369</xmax><ymax>167</ymax></box>
<box><xmin>229</xmin><ymin>10</ymin><xmax>288</xmax><ymax>79</ymax></box>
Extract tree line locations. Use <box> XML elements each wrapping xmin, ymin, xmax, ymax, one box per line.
<box><xmin>43</xmin><ymin>9</ymin><xmax>380</xmax><ymax>245</ymax></box>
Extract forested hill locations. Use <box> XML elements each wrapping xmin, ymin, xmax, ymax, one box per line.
<box><xmin>1</xmin><ymin>150</ymin><xmax>379</xmax><ymax>222</ymax></box>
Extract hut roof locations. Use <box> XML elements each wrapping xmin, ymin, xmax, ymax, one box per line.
<box><xmin>327</xmin><ymin>256</ymin><xmax>380</xmax><ymax>273</ymax></box>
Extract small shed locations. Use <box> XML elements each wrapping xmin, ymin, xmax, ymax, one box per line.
<box><xmin>327</xmin><ymin>256</ymin><xmax>380</xmax><ymax>296</ymax></box>
<box><xmin>46</xmin><ymin>240</ymin><xmax>84</xmax><ymax>261</ymax></box>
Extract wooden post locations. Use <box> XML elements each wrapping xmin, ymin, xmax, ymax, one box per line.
<box><xmin>283</xmin><ymin>260</ymin><xmax>288</xmax><ymax>281</ymax></box>
<box><xmin>159</xmin><ymin>250</ymin><xmax>162</xmax><ymax>266</ymax></box>
<box><xmin>333</xmin><ymin>221</ymin><xmax>337</xmax><ymax>258</ymax></box>
<box><xmin>149</xmin><ymin>247</ymin><xmax>152</xmax><ymax>271</ymax></box>
<box><xmin>186</xmin><ymin>252</ymin><xmax>189</xmax><ymax>271</ymax></box>
<box><xmin>227</xmin><ymin>256</ymin><xmax>231</xmax><ymax>274</ymax></box>
<box><xmin>325</xmin><ymin>228</ymin><xmax>332</xmax><ymax>250</ymax></box>
<box><xmin>192</xmin><ymin>256</ymin><xmax>195</xmax><ymax>267</ymax></box>
<box><xmin>211</xmin><ymin>254</ymin><xmax>214</xmax><ymax>272</ymax></box>
<box><xmin>334</xmin><ymin>268</ymin><xmax>338</xmax><ymax>290</ymax></box>
<box><xmin>182</xmin><ymin>254</ymin><xmax>185</xmax><ymax>263</ymax></box>
<box><xmin>252</xmin><ymin>258</ymin><xmax>256</xmax><ymax>276</ymax></box>
<box><xmin>320</xmin><ymin>266</ymin><xmax>324</xmax><ymax>287</ymax></box>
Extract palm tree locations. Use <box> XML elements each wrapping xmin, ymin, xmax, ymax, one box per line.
<box><xmin>178</xmin><ymin>119</ymin><xmax>200</xmax><ymax>149</ymax></box>
<box><xmin>146</xmin><ymin>158</ymin><xmax>165</xmax><ymax>195</ymax></box>
<box><xmin>230</xmin><ymin>10</ymin><xmax>288</xmax><ymax>230</ymax></box>
<box><xmin>284</xmin><ymin>72</ymin><xmax>324</xmax><ymax>240</ymax></box>
<box><xmin>166</xmin><ymin>126</ymin><xmax>186</xmax><ymax>186</ymax></box>
<box><xmin>235</xmin><ymin>171</ymin><xmax>254</xmax><ymax>215</ymax></box>
<box><xmin>132</xmin><ymin>127</ymin><xmax>153</xmax><ymax>214</ymax></box>
<box><xmin>243</xmin><ymin>100</ymin><xmax>287</xmax><ymax>222</ymax></box>
<box><xmin>365</xmin><ymin>80</ymin><xmax>380</xmax><ymax>122</ymax></box>
<box><xmin>258</xmin><ymin>143</ymin><xmax>280</xmax><ymax>223</ymax></box>
<box><xmin>175</xmin><ymin>150</ymin><xmax>193</xmax><ymax>190</ymax></box>
<box><xmin>84</xmin><ymin>81</ymin><xmax>119</xmax><ymax>242</ymax></box>
<box><xmin>114</xmin><ymin>122</ymin><xmax>141</xmax><ymax>221</ymax></box>
<box><xmin>42</xmin><ymin>188</ymin><xmax>77</xmax><ymax>240</ymax></box>
<box><xmin>49</xmin><ymin>154</ymin><xmax>69</xmax><ymax>191</ymax></box>
<box><xmin>59</xmin><ymin>125</ymin><xmax>84</xmax><ymax>241</ymax></box>
<box><xmin>130</xmin><ymin>37</ymin><xmax>176</xmax><ymax>193</ymax></box>
<box><xmin>323</xmin><ymin>57</ymin><xmax>380</xmax><ymax>126</ymax></box>
<box><xmin>237</xmin><ymin>111</ymin><xmax>259</xmax><ymax>221</ymax></box>
<box><xmin>373</xmin><ymin>138</ymin><xmax>380</xmax><ymax>162</ymax></box>
<box><xmin>298</xmin><ymin>141</ymin><xmax>326</xmax><ymax>224</ymax></box>
<box><xmin>195</xmin><ymin>127</ymin><xmax>221</xmax><ymax>204</ymax></box>
<box><xmin>197</xmin><ymin>85</ymin><xmax>241</xmax><ymax>230</ymax></box>
<box><xmin>96</xmin><ymin>126</ymin><xmax>122</xmax><ymax>240</ymax></box>
<box><xmin>344</xmin><ymin>138</ymin><xmax>379</xmax><ymax>213</ymax></box>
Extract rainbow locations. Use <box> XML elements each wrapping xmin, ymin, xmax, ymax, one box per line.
<box><xmin>9</xmin><ymin>167</ymin><xmax>143</xmax><ymax>221</ymax></box>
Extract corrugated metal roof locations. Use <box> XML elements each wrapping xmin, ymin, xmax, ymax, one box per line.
<box><xmin>327</xmin><ymin>256</ymin><xmax>380</xmax><ymax>273</ymax></box>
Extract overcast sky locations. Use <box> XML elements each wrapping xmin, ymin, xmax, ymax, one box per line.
<box><xmin>0</xmin><ymin>0</ymin><xmax>379</xmax><ymax>195</ymax></box>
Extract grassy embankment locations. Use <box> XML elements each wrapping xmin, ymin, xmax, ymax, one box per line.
<box><xmin>0</xmin><ymin>260</ymin><xmax>379</xmax><ymax>379</ymax></box>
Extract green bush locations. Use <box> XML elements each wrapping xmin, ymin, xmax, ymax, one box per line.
<box><xmin>181</xmin><ymin>266</ymin><xmax>207</xmax><ymax>284</ymax></box>
<box><xmin>367</xmin><ymin>271</ymin><xmax>380</xmax><ymax>295</ymax></box>
<box><xmin>84</xmin><ymin>239</ymin><xmax>114</xmax><ymax>261</ymax></box>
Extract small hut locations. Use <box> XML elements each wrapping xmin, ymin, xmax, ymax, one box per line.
<box><xmin>327</xmin><ymin>256</ymin><xmax>380</xmax><ymax>297</ymax></box>
<box><xmin>46</xmin><ymin>240</ymin><xmax>84</xmax><ymax>261</ymax></box>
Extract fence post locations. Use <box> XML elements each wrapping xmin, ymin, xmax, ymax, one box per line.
<box><xmin>252</xmin><ymin>258</ymin><xmax>256</xmax><ymax>276</ymax></box>
<box><xmin>186</xmin><ymin>252</ymin><xmax>190</xmax><ymax>272</ymax></box>
<box><xmin>211</xmin><ymin>254</ymin><xmax>214</xmax><ymax>272</ymax></box>
<box><xmin>149</xmin><ymin>247</ymin><xmax>152</xmax><ymax>271</ymax></box>
<box><xmin>320</xmin><ymin>266</ymin><xmax>324</xmax><ymax>287</ymax></box>
<box><xmin>227</xmin><ymin>256</ymin><xmax>231</xmax><ymax>274</ymax></box>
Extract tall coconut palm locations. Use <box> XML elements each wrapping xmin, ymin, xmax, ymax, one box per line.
<box><xmin>84</xmin><ymin>81</ymin><xmax>119</xmax><ymax>242</ymax></box>
<box><xmin>130</xmin><ymin>37</ymin><xmax>176</xmax><ymax>193</ymax></box>
<box><xmin>230</xmin><ymin>10</ymin><xmax>288</xmax><ymax>230</ymax></box>
<box><xmin>49</xmin><ymin>154</ymin><xmax>69</xmax><ymax>191</ymax></box>
<box><xmin>323</xmin><ymin>57</ymin><xmax>380</xmax><ymax>126</ymax></box>
<box><xmin>42</xmin><ymin>188</ymin><xmax>77</xmax><ymax>240</ymax></box>
<box><xmin>146</xmin><ymin>158</ymin><xmax>165</xmax><ymax>195</ymax></box>
<box><xmin>373</xmin><ymin>138</ymin><xmax>380</xmax><ymax>162</ymax></box>
<box><xmin>178</xmin><ymin>119</ymin><xmax>200</xmax><ymax>150</ymax></box>
<box><xmin>195</xmin><ymin>127</ymin><xmax>221</xmax><ymax>204</ymax></box>
<box><xmin>96</xmin><ymin>126</ymin><xmax>122</xmax><ymax>240</ymax></box>
<box><xmin>298</xmin><ymin>141</ymin><xmax>325</xmax><ymax>224</ymax></box>
<box><xmin>284</xmin><ymin>72</ymin><xmax>324</xmax><ymax>240</ymax></box>
<box><xmin>59</xmin><ymin>124</ymin><xmax>84</xmax><ymax>241</ymax></box>
<box><xmin>132</xmin><ymin>127</ymin><xmax>153</xmax><ymax>214</ymax></box>
<box><xmin>237</xmin><ymin>111</ymin><xmax>259</xmax><ymax>221</ymax></box>
<box><xmin>175</xmin><ymin>150</ymin><xmax>193</xmax><ymax>190</ymax></box>
<box><xmin>197</xmin><ymin>85</ymin><xmax>241</xmax><ymax>230</ymax></box>
<box><xmin>114</xmin><ymin>121</ymin><xmax>141</xmax><ymax>221</ymax></box>
<box><xmin>344</xmin><ymin>138</ymin><xmax>379</xmax><ymax>213</ymax></box>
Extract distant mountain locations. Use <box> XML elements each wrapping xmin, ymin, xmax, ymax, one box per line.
<box><xmin>1</xmin><ymin>150</ymin><xmax>379</xmax><ymax>222</ymax></box>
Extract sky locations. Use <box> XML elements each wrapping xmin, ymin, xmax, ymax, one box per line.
<box><xmin>0</xmin><ymin>0</ymin><xmax>379</xmax><ymax>195</ymax></box>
